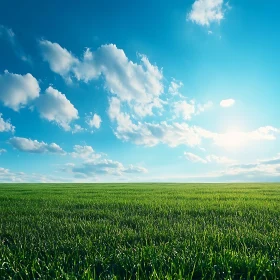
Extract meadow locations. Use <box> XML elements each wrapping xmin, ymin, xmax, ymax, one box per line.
<box><xmin>0</xmin><ymin>183</ymin><xmax>280</xmax><ymax>279</ymax></box>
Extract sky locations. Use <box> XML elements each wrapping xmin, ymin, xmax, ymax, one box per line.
<box><xmin>1</xmin><ymin>0</ymin><xmax>280</xmax><ymax>183</ymax></box>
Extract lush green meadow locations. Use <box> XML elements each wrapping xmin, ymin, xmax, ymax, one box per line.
<box><xmin>0</xmin><ymin>183</ymin><xmax>280</xmax><ymax>279</ymax></box>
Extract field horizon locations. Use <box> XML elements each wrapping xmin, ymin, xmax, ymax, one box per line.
<box><xmin>1</xmin><ymin>183</ymin><xmax>280</xmax><ymax>279</ymax></box>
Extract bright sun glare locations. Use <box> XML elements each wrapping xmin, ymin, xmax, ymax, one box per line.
<box><xmin>216</xmin><ymin>130</ymin><xmax>247</xmax><ymax>149</ymax></box>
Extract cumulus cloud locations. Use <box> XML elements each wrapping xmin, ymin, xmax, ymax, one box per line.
<box><xmin>172</xmin><ymin>99</ymin><xmax>212</xmax><ymax>120</ymax></box>
<box><xmin>67</xmin><ymin>159</ymin><xmax>147</xmax><ymax>177</ymax></box>
<box><xmin>111</xmin><ymin>102</ymin><xmax>279</xmax><ymax>150</ymax></box>
<box><xmin>219</xmin><ymin>156</ymin><xmax>280</xmax><ymax>180</ymax></box>
<box><xmin>35</xmin><ymin>86</ymin><xmax>78</xmax><ymax>131</ymax></box>
<box><xmin>220</xmin><ymin>98</ymin><xmax>235</xmax><ymax>107</ymax></box>
<box><xmin>109</xmin><ymin>96</ymin><xmax>280</xmax><ymax>148</ymax></box>
<box><xmin>168</xmin><ymin>80</ymin><xmax>183</xmax><ymax>95</ymax></box>
<box><xmin>86</xmin><ymin>113</ymin><xmax>102</xmax><ymax>129</ymax></box>
<box><xmin>39</xmin><ymin>40</ymin><xmax>164</xmax><ymax>118</ymax></box>
<box><xmin>173</xmin><ymin>100</ymin><xmax>196</xmax><ymax>120</ymax></box>
<box><xmin>9</xmin><ymin>137</ymin><xmax>65</xmax><ymax>154</ymax></box>
<box><xmin>0</xmin><ymin>167</ymin><xmax>73</xmax><ymax>183</ymax></box>
<box><xmin>108</xmin><ymin>96</ymin><xmax>215</xmax><ymax>147</ymax></box>
<box><xmin>72</xmin><ymin>124</ymin><xmax>85</xmax><ymax>134</ymax></box>
<box><xmin>188</xmin><ymin>0</ymin><xmax>225</xmax><ymax>26</ymax></box>
<box><xmin>39</xmin><ymin>39</ymin><xmax>280</xmax><ymax>151</ymax></box>
<box><xmin>39</xmin><ymin>40</ymin><xmax>79</xmax><ymax>83</ymax></box>
<box><xmin>0</xmin><ymin>113</ymin><xmax>15</xmax><ymax>133</ymax></box>
<box><xmin>71</xmin><ymin>145</ymin><xmax>101</xmax><ymax>159</ymax></box>
<box><xmin>64</xmin><ymin>144</ymin><xmax>147</xmax><ymax>177</ymax></box>
<box><xmin>123</xmin><ymin>164</ymin><xmax>148</xmax><ymax>174</ymax></box>
<box><xmin>0</xmin><ymin>70</ymin><xmax>40</xmax><ymax>111</ymax></box>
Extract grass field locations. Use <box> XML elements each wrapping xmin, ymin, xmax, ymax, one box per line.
<box><xmin>0</xmin><ymin>183</ymin><xmax>280</xmax><ymax>279</ymax></box>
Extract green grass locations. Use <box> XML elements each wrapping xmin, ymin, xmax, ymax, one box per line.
<box><xmin>0</xmin><ymin>183</ymin><xmax>280</xmax><ymax>279</ymax></box>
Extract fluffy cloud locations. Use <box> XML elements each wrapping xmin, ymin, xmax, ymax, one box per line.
<box><xmin>9</xmin><ymin>137</ymin><xmax>65</xmax><ymax>154</ymax></box>
<box><xmin>72</xmin><ymin>124</ymin><xmax>85</xmax><ymax>134</ymax></box>
<box><xmin>173</xmin><ymin>99</ymin><xmax>212</xmax><ymax>120</ymax></box>
<box><xmin>71</xmin><ymin>145</ymin><xmax>101</xmax><ymax>159</ymax></box>
<box><xmin>109</xmin><ymin>96</ymin><xmax>280</xmax><ymax>148</ymax></box>
<box><xmin>86</xmin><ymin>113</ymin><xmax>102</xmax><ymax>129</ymax></box>
<box><xmin>173</xmin><ymin>100</ymin><xmax>196</xmax><ymax>120</ymax></box>
<box><xmin>168</xmin><ymin>80</ymin><xmax>183</xmax><ymax>95</ymax></box>
<box><xmin>220</xmin><ymin>156</ymin><xmax>280</xmax><ymax>180</ymax></box>
<box><xmin>0</xmin><ymin>149</ymin><xmax>6</xmax><ymax>155</ymax></box>
<box><xmin>0</xmin><ymin>70</ymin><xmax>40</xmax><ymax>111</ymax></box>
<box><xmin>39</xmin><ymin>39</ymin><xmax>280</xmax><ymax>152</ymax></box>
<box><xmin>39</xmin><ymin>40</ymin><xmax>164</xmax><ymax>118</ymax></box>
<box><xmin>64</xmin><ymin>144</ymin><xmax>148</xmax><ymax>177</ymax></box>
<box><xmin>67</xmin><ymin>159</ymin><xmax>147</xmax><ymax>177</ymax></box>
<box><xmin>0</xmin><ymin>113</ymin><xmax>15</xmax><ymax>133</ymax></box>
<box><xmin>110</xmin><ymin>100</ymin><xmax>280</xmax><ymax>150</ymax></box>
<box><xmin>220</xmin><ymin>98</ymin><xmax>235</xmax><ymax>107</ymax></box>
<box><xmin>35</xmin><ymin>86</ymin><xmax>78</xmax><ymax>131</ymax></box>
<box><xmin>188</xmin><ymin>0</ymin><xmax>225</xmax><ymax>26</ymax></box>
<box><xmin>0</xmin><ymin>167</ymin><xmax>73</xmax><ymax>183</ymax></box>
<box><xmin>108</xmin><ymin>96</ymin><xmax>215</xmax><ymax>147</ymax></box>
<box><xmin>39</xmin><ymin>40</ymin><xmax>79</xmax><ymax>83</ymax></box>
<box><xmin>123</xmin><ymin>165</ymin><xmax>148</xmax><ymax>174</ymax></box>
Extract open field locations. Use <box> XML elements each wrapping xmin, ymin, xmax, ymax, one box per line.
<box><xmin>0</xmin><ymin>183</ymin><xmax>280</xmax><ymax>279</ymax></box>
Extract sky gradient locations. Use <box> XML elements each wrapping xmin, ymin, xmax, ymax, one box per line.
<box><xmin>1</xmin><ymin>0</ymin><xmax>280</xmax><ymax>182</ymax></box>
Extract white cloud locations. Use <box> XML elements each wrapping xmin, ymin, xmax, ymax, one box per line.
<box><xmin>71</xmin><ymin>145</ymin><xmax>101</xmax><ymax>160</ymax></box>
<box><xmin>123</xmin><ymin>164</ymin><xmax>148</xmax><ymax>174</ymax></box>
<box><xmin>173</xmin><ymin>100</ymin><xmax>196</xmax><ymax>120</ymax></box>
<box><xmin>172</xmin><ymin>100</ymin><xmax>212</xmax><ymax>120</ymax></box>
<box><xmin>214</xmin><ymin>126</ymin><xmax>280</xmax><ymax>148</ymax></box>
<box><xmin>184</xmin><ymin>152</ymin><xmax>207</xmax><ymax>163</ymax></box>
<box><xmin>0</xmin><ymin>113</ymin><xmax>15</xmax><ymax>133</ymax></box>
<box><xmin>0</xmin><ymin>167</ymin><xmax>74</xmax><ymax>183</ymax></box>
<box><xmin>0</xmin><ymin>70</ymin><xmax>40</xmax><ymax>111</ymax></box>
<box><xmin>86</xmin><ymin>113</ymin><xmax>102</xmax><ymax>129</ymax></box>
<box><xmin>205</xmin><ymin>154</ymin><xmax>235</xmax><ymax>164</ymax></box>
<box><xmin>220</xmin><ymin>98</ymin><xmax>235</xmax><ymax>107</ymax></box>
<box><xmin>35</xmin><ymin>86</ymin><xmax>78</xmax><ymax>131</ymax></box>
<box><xmin>109</xmin><ymin>98</ymin><xmax>280</xmax><ymax>149</ymax></box>
<box><xmin>64</xmin><ymin>144</ymin><xmax>148</xmax><ymax>177</ymax></box>
<box><xmin>9</xmin><ymin>137</ymin><xmax>65</xmax><ymax>154</ymax></box>
<box><xmin>168</xmin><ymin>80</ymin><xmax>183</xmax><ymax>95</ymax></box>
<box><xmin>39</xmin><ymin>41</ymin><xmax>164</xmax><ymax>118</ymax></box>
<box><xmin>39</xmin><ymin>40</ymin><xmax>79</xmax><ymax>83</ymax></box>
<box><xmin>188</xmin><ymin>0</ymin><xmax>225</xmax><ymax>26</ymax></box>
<box><xmin>67</xmin><ymin>159</ymin><xmax>147</xmax><ymax>177</ymax></box>
<box><xmin>39</xmin><ymin>40</ymin><xmax>280</xmax><ymax>152</ymax></box>
<box><xmin>218</xmin><ymin>155</ymin><xmax>280</xmax><ymax>180</ymax></box>
<box><xmin>184</xmin><ymin>152</ymin><xmax>235</xmax><ymax>164</ymax></box>
<box><xmin>108</xmin><ymin>96</ymin><xmax>215</xmax><ymax>147</ymax></box>
<box><xmin>0</xmin><ymin>149</ymin><xmax>7</xmax><ymax>155</ymax></box>
<box><xmin>72</xmin><ymin>124</ymin><xmax>85</xmax><ymax>134</ymax></box>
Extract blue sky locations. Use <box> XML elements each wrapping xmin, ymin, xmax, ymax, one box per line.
<box><xmin>1</xmin><ymin>0</ymin><xmax>280</xmax><ymax>182</ymax></box>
